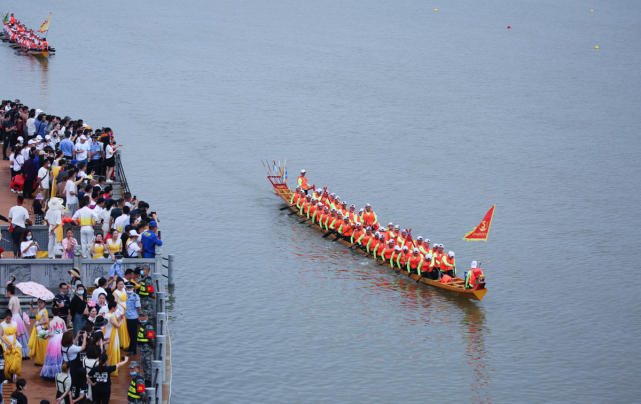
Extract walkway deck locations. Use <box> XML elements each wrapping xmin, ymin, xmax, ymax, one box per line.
<box><xmin>0</xmin><ymin>158</ymin><xmax>169</xmax><ymax>403</ymax></box>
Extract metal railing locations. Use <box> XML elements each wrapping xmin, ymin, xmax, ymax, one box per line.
<box><xmin>114</xmin><ymin>150</ymin><xmax>130</xmax><ymax>195</ymax></box>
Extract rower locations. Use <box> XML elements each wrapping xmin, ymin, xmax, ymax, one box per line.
<box><xmin>407</xmin><ymin>248</ymin><xmax>424</xmax><ymax>275</ymax></box>
<box><xmin>381</xmin><ymin>223</ymin><xmax>394</xmax><ymax>242</ymax></box>
<box><xmin>323</xmin><ymin>209</ymin><xmax>337</xmax><ymax>230</ymax></box>
<box><xmin>330</xmin><ymin>211</ymin><xmax>344</xmax><ymax>233</ymax></box>
<box><xmin>361</xmin><ymin>204</ymin><xmax>378</xmax><ymax>230</ymax></box>
<box><xmin>441</xmin><ymin>251</ymin><xmax>456</xmax><ymax>277</ymax></box>
<box><xmin>301</xmin><ymin>194</ymin><xmax>312</xmax><ymax>217</ymax></box>
<box><xmin>368</xmin><ymin>232</ymin><xmax>381</xmax><ymax>254</ymax></box>
<box><xmin>350</xmin><ymin>222</ymin><xmax>365</xmax><ymax>244</ymax></box>
<box><xmin>327</xmin><ymin>193</ymin><xmax>336</xmax><ymax>209</ymax></box>
<box><xmin>415</xmin><ymin>237</ymin><xmax>429</xmax><ymax>256</ymax></box>
<box><xmin>420</xmin><ymin>255</ymin><xmax>436</xmax><ymax>279</ymax></box>
<box><xmin>307</xmin><ymin>199</ymin><xmax>318</xmax><ymax>220</ymax></box>
<box><xmin>390</xmin><ymin>246</ymin><xmax>402</xmax><ymax>267</ymax></box>
<box><xmin>333</xmin><ymin>196</ymin><xmax>341</xmax><ymax>210</ymax></box>
<box><xmin>465</xmin><ymin>261</ymin><xmax>485</xmax><ymax>289</ymax></box>
<box><xmin>398</xmin><ymin>229</ymin><xmax>408</xmax><ymax>248</ymax></box>
<box><xmin>392</xmin><ymin>225</ymin><xmax>401</xmax><ymax>243</ymax></box>
<box><xmin>312</xmin><ymin>203</ymin><xmax>329</xmax><ymax>224</ymax></box>
<box><xmin>290</xmin><ymin>186</ymin><xmax>302</xmax><ymax>205</ymax></box>
<box><xmin>337</xmin><ymin>216</ymin><xmax>354</xmax><ymax>240</ymax></box>
<box><xmin>339</xmin><ymin>201</ymin><xmax>348</xmax><ymax>215</ymax></box>
<box><xmin>353</xmin><ymin>225</ymin><xmax>370</xmax><ymax>248</ymax></box>
<box><xmin>296</xmin><ymin>190</ymin><xmax>306</xmax><ymax>209</ymax></box>
<box><xmin>400</xmin><ymin>245</ymin><xmax>411</xmax><ymax>268</ymax></box>
<box><xmin>432</xmin><ymin>244</ymin><xmax>442</xmax><ymax>274</ymax></box>
<box><xmin>380</xmin><ymin>239</ymin><xmax>395</xmax><ymax>261</ymax></box>
<box><xmin>297</xmin><ymin>169</ymin><xmax>310</xmax><ymax>194</ymax></box>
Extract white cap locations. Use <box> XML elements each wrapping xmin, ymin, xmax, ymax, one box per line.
<box><xmin>359</xmin><ymin>208</ymin><xmax>364</xmax><ymax>212</ymax></box>
<box><xmin>323</xmin><ymin>206</ymin><xmax>329</xmax><ymax>210</ymax></box>
<box><xmin>317</xmin><ymin>203</ymin><xmax>323</xmax><ymax>207</ymax></box>
<box><xmin>388</xmin><ymin>239</ymin><xmax>395</xmax><ymax>244</ymax></box>
<box><xmin>295</xmin><ymin>186</ymin><xmax>301</xmax><ymax>189</ymax></box>
<box><xmin>336</xmin><ymin>196</ymin><xmax>340</xmax><ymax>200</ymax></box>
<box><xmin>417</xmin><ymin>236</ymin><xmax>423</xmax><ymax>240</ymax></box>
<box><xmin>129</xmin><ymin>230</ymin><xmax>139</xmax><ymax>237</ymax></box>
<box><xmin>350</xmin><ymin>204</ymin><xmax>355</xmax><ymax>208</ymax></box>
<box><xmin>388</xmin><ymin>222</ymin><xmax>393</xmax><ymax>226</ymax></box>
<box><xmin>79</xmin><ymin>135</ymin><xmax>87</xmax><ymax>140</ymax></box>
<box><xmin>28</xmin><ymin>139</ymin><xmax>35</xmax><ymax>144</ymax></box>
<box><xmin>341</xmin><ymin>201</ymin><xmax>347</xmax><ymax>205</ymax></box>
<box><xmin>365</xmin><ymin>203</ymin><xmax>371</xmax><ymax>207</ymax></box>
<box><xmin>402</xmin><ymin>245</ymin><xmax>409</xmax><ymax>250</ymax></box>
<box><xmin>394</xmin><ymin>225</ymin><xmax>400</xmax><ymax>229</ymax></box>
<box><xmin>331</xmin><ymin>193</ymin><xmax>336</xmax><ymax>197</ymax></box>
<box><xmin>356</xmin><ymin>222</ymin><xmax>362</xmax><ymax>226</ymax></box>
<box><xmin>331</xmin><ymin>208</ymin><xmax>336</xmax><ymax>212</ymax></box>
<box><xmin>17</xmin><ymin>136</ymin><xmax>23</xmax><ymax>142</ymax></box>
<box><xmin>425</xmin><ymin>254</ymin><xmax>432</xmax><ymax>260</ymax></box>
<box><xmin>394</xmin><ymin>246</ymin><xmax>401</xmax><ymax>251</ymax></box>
<box><xmin>425</xmin><ymin>239</ymin><xmax>430</xmax><ymax>243</ymax></box>
<box><xmin>448</xmin><ymin>251</ymin><xmax>455</xmax><ymax>257</ymax></box>
<box><xmin>45</xmin><ymin>135</ymin><xmax>51</xmax><ymax>140</ymax></box>
<box><xmin>400</xmin><ymin>229</ymin><xmax>407</xmax><ymax>233</ymax></box>
<box><xmin>300</xmin><ymin>169</ymin><xmax>306</xmax><ymax>173</ymax></box>
<box><xmin>36</xmin><ymin>135</ymin><xmax>43</xmax><ymax>141</ymax></box>
<box><xmin>413</xmin><ymin>248</ymin><xmax>419</xmax><ymax>252</ymax></box>
<box><xmin>440</xmin><ymin>244</ymin><xmax>444</xmax><ymax>248</ymax></box>
<box><xmin>337</xmin><ymin>211</ymin><xmax>343</xmax><ymax>216</ymax></box>
<box><xmin>306</xmin><ymin>194</ymin><xmax>311</xmax><ymax>198</ymax></box>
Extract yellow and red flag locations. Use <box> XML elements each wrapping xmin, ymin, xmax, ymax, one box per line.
<box><xmin>38</xmin><ymin>13</ymin><xmax>51</xmax><ymax>33</ymax></box>
<box><xmin>463</xmin><ymin>205</ymin><xmax>496</xmax><ymax>242</ymax></box>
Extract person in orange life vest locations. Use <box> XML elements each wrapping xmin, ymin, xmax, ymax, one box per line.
<box><xmin>296</xmin><ymin>190</ymin><xmax>307</xmax><ymax>209</ymax></box>
<box><xmin>352</xmin><ymin>224</ymin><xmax>368</xmax><ymax>248</ymax></box>
<box><xmin>431</xmin><ymin>243</ymin><xmax>442</xmax><ymax>272</ymax></box>
<box><xmin>338</xmin><ymin>201</ymin><xmax>348</xmax><ymax>215</ymax></box>
<box><xmin>369</xmin><ymin>233</ymin><xmax>382</xmax><ymax>255</ymax></box>
<box><xmin>297</xmin><ymin>169</ymin><xmax>310</xmax><ymax>194</ymax></box>
<box><xmin>400</xmin><ymin>245</ymin><xmax>412</xmax><ymax>267</ymax></box>
<box><xmin>350</xmin><ymin>222</ymin><xmax>365</xmax><ymax>244</ymax></box>
<box><xmin>397</xmin><ymin>229</ymin><xmax>408</xmax><ymax>248</ymax></box>
<box><xmin>361</xmin><ymin>204</ymin><xmax>378</xmax><ymax>230</ymax></box>
<box><xmin>307</xmin><ymin>199</ymin><xmax>318</xmax><ymax>219</ymax></box>
<box><xmin>314</xmin><ymin>205</ymin><xmax>327</xmax><ymax>224</ymax></box>
<box><xmin>465</xmin><ymin>261</ymin><xmax>485</xmax><ymax>289</ymax></box>
<box><xmin>337</xmin><ymin>216</ymin><xmax>354</xmax><ymax>240</ymax></box>
<box><xmin>407</xmin><ymin>248</ymin><xmax>424</xmax><ymax>275</ymax></box>
<box><xmin>10</xmin><ymin>14</ymin><xmax>16</xmax><ymax>24</ymax></box>
<box><xmin>329</xmin><ymin>211</ymin><xmax>344</xmax><ymax>233</ymax></box>
<box><xmin>380</xmin><ymin>223</ymin><xmax>393</xmax><ymax>242</ymax></box>
<box><xmin>290</xmin><ymin>186</ymin><xmax>301</xmax><ymax>205</ymax></box>
<box><xmin>347</xmin><ymin>205</ymin><xmax>357</xmax><ymax>223</ymax></box>
<box><xmin>380</xmin><ymin>239</ymin><xmax>395</xmax><ymax>261</ymax></box>
<box><xmin>301</xmin><ymin>194</ymin><xmax>312</xmax><ymax>216</ymax></box>
<box><xmin>415</xmin><ymin>237</ymin><xmax>429</xmax><ymax>256</ymax></box>
<box><xmin>421</xmin><ymin>255</ymin><xmax>438</xmax><ymax>280</ymax></box>
<box><xmin>441</xmin><ymin>251</ymin><xmax>456</xmax><ymax>277</ymax></box>
<box><xmin>323</xmin><ymin>209</ymin><xmax>337</xmax><ymax>231</ymax></box>
<box><xmin>42</xmin><ymin>40</ymin><xmax>48</xmax><ymax>50</ymax></box>
<box><xmin>389</xmin><ymin>245</ymin><xmax>402</xmax><ymax>267</ymax></box>
<box><xmin>391</xmin><ymin>225</ymin><xmax>402</xmax><ymax>243</ymax></box>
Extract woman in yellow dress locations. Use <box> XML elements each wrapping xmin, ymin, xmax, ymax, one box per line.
<box><xmin>0</xmin><ymin>309</ymin><xmax>22</xmax><ymax>382</ymax></box>
<box><xmin>90</xmin><ymin>233</ymin><xmax>106</xmax><ymax>259</ymax></box>
<box><xmin>27</xmin><ymin>298</ymin><xmax>50</xmax><ymax>365</ymax></box>
<box><xmin>102</xmin><ymin>301</ymin><xmax>125</xmax><ymax>376</ymax></box>
<box><xmin>106</xmin><ymin>229</ymin><xmax>122</xmax><ymax>261</ymax></box>
<box><xmin>112</xmin><ymin>278</ymin><xmax>130</xmax><ymax>350</ymax></box>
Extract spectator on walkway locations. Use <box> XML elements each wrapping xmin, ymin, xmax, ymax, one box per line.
<box><xmin>62</xmin><ymin>228</ymin><xmax>78</xmax><ymax>259</ymax></box>
<box><xmin>45</xmin><ymin>197</ymin><xmax>64</xmax><ymax>259</ymax></box>
<box><xmin>37</xmin><ymin>157</ymin><xmax>52</xmax><ymax>200</ymax></box>
<box><xmin>20</xmin><ymin>230</ymin><xmax>40</xmax><ymax>259</ymax></box>
<box><xmin>65</xmin><ymin>171</ymin><xmax>84</xmax><ymax>216</ymax></box>
<box><xmin>72</xmin><ymin>197</ymin><xmax>98</xmax><ymax>258</ymax></box>
<box><xmin>141</xmin><ymin>221</ymin><xmax>162</xmax><ymax>258</ymax></box>
<box><xmin>59</xmin><ymin>131</ymin><xmax>74</xmax><ymax>159</ymax></box>
<box><xmin>8</xmin><ymin>195</ymin><xmax>31</xmax><ymax>257</ymax></box>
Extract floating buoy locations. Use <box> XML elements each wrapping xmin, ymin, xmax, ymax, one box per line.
<box><xmin>507</xmin><ymin>26</ymin><xmax>511</xmax><ymax>28</ymax></box>
<box><xmin>595</xmin><ymin>46</ymin><xmax>599</xmax><ymax>49</ymax></box>
<box><xmin>591</xmin><ymin>9</ymin><xmax>594</xmax><ymax>12</ymax></box>
<box><xmin>434</xmin><ymin>9</ymin><xmax>438</xmax><ymax>11</ymax></box>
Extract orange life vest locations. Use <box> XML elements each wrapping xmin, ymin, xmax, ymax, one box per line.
<box><xmin>362</xmin><ymin>211</ymin><xmax>376</xmax><ymax>226</ymax></box>
<box><xmin>352</xmin><ymin>228</ymin><xmax>365</xmax><ymax>242</ymax></box>
<box><xmin>340</xmin><ymin>223</ymin><xmax>354</xmax><ymax>237</ymax></box>
<box><xmin>298</xmin><ymin>176</ymin><xmax>309</xmax><ymax>190</ymax></box>
<box><xmin>441</xmin><ymin>275</ymin><xmax>453</xmax><ymax>283</ymax></box>
<box><xmin>382</xmin><ymin>247</ymin><xmax>393</xmax><ymax>260</ymax></box>
<box><xmin>408</xmin><ymin>254</ymin><xmax>422</xmax><ymax>269</ymax></box>
<box><xmin>360</xmin><ymin>234</ymin><xmax>371</xmax><ymax>246</ymax></box>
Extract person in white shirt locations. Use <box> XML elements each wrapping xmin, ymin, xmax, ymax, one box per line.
<box><xmin>73</xmin><ymin>135</ymin><xmax>89</xmax><ymax>164</ymax></box>
<box><xmin>44</xmin><ymin>197</ymin><xmax>64</xmax><ymax>259</ymax></box>
<box><xmin>104</xmin><ymin>143</ymin><xmax>122</xmax><ymax>183</ymax></box>
<box><xmin>113</xmin><ymin>206</ymin><xmax>130</xmax><ymax>234</ymax></box>
<box><xmin>37</xmin><ymin>158</ymin><xmax>51</xmax><ymax>200</ymax></box>
<box><xmin>126</xmin><ymin>230</ymin><xmax>141</xmax><ymax>258</ymax></box>
<box><xmin>64</xmin><ymin>172</ymin><xmax>84</xmax><ymax>216</ymax></box>
<box><xmin>72</xmin><ymin>198</ymin><xmax>99</xmax><ymax>258</ymax></box>
<box><xmin>8</xmin><ymin>196</ymin><xmax>32</xmax><ymax>257</ymax></box>
<box><xmin>91</xmin><ymin>278</ymin><xmax>108</xmax><ymax>305</ymax></box>
<box><xmin>26</xmin><ymin>112</ymin><xmax>36</xmax><ymax>137</ymax></box>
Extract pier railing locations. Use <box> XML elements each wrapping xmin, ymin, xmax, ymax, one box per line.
<box><xmin>114</xmin><ymin>150</ymin><xmax>130</xmax><ymax>195</ymax></box>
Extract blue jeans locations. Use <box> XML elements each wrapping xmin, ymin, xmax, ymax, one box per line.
<box><xmin>73</xmin><ymin>313</ymin><xmax>86</xmax><ymax>338</ymax></box>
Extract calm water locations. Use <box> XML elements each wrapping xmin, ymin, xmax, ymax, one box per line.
<box><xmin>2</xmin><ymin>0</ymin><xmax>640</xmax><ymax>402</ymax></box>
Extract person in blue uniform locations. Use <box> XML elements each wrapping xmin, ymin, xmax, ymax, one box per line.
<box><xmin>140</xmin><ymin>221</ymin><xmax>162</xmax><ymax>258</ymax></box>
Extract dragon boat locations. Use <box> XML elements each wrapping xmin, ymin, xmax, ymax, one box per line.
<box><xmin>267</xmin><ymin>174</ymin><xmax>488</xmax><ymax>301</ymax></box>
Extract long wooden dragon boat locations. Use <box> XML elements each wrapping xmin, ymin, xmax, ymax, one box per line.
<box><xmin>268</xmin><ymin>175</ymin><xmax>488</xmax><ymax>301</ymax></box>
